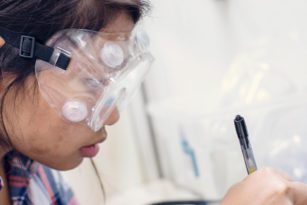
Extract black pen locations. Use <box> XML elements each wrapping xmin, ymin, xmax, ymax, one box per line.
<box><xmin>234</xmin><ymin>115</ymin><xmax>257</xmax><ymax>174</ymax></box>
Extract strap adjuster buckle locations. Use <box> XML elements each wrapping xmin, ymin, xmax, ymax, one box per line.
<box><xmin>19</xmin><ymin>35</ymin><xmax>35</xmax><ymax>58</ymax></box>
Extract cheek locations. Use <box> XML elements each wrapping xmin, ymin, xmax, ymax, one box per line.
<box><xmin>8</xmin><ymin>91</ymin><xmax>82</xmax><ymax>156</ymax></box>
<box><xmin>10</xmin><ymin>105</ymin><xmax>88</xmax><ymax>170</ymax></box>
<box><xmin>12</xmin><ymin>109</ymin><xmax>69</xmax><ymax>156</ymax></box>
<box><xmin>26</xmin><ymin>124</ymin><xmax>66</xmax><ymax>155</ymax></box>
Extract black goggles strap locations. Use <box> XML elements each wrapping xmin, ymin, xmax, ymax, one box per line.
<box><xmin>0</xmin><ymin>27</ymin><xmax>70</xmax><ymax>70</ymax></box>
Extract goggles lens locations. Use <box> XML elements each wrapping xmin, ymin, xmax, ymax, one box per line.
<box><xmin>35</xmin><ymin>27</ymin><xmax>154</xmax><ymax>131</ymax></box>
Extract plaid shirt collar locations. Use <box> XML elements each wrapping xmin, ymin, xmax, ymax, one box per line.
<box><xmin>2</xmin><ymin>151</ymin><xmax>78</xmax><ymax>205</ymax></box>
<box><xmin>4</xmin><ymin>151</ymin><xmax>39</xmax><ymax>203</ymax></box>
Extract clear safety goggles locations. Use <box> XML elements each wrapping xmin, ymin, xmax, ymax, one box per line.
<box><xmin>33</xmin><ymin>27</ymin><xmax>153</xmax><ymax>132</ymax></box>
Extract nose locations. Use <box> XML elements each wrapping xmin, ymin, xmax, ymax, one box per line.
<box><xmin>104</xmin><ymin>108</ymin><xmax>120</xmax><ymax>125</ymax></box>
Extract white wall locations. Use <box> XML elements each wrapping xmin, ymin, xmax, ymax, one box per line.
<box><xmin>145</xmin><ymin>0</ymin><xmax>307</xmax><ymax>103</ymax></box>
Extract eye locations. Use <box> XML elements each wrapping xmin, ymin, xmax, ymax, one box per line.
<box><xmin>83</xmin><ymin>78</ymin><xmax>101</xmax><ymax>90</ymax></box>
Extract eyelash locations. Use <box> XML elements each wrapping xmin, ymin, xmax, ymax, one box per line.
<box><xmin>84</xmin><ymin>78</ymin><xmax>101</xmax><ymax>91</ymax></box>
<box><xmin>83</xmin><ymin>77</ymin><xmax>112</xmax><ymax>92</ymax></box>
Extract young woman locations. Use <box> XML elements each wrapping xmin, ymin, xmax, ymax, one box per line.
<box><xmin>0</xmin><ymin>0</ymin><xmax>151</xmax><ymax>204</ymax></box>
<box><xmin>0</xmin><ymin>1</ymin><xmax>307</xmax><ymax>205</ymax></box>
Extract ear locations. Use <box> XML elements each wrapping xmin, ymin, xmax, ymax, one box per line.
<box><xmin>0</xmin><ymin>37</ymin><xmax>5</xmax><ymax>47</ymax></box>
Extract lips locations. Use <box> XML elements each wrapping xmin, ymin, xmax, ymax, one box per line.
<box><xmin>80</xmin><ymin>144</ymin><xmax>100</xmax><ymax>157</ymax></box>
<box><xmin>80</xmin><ymin>130</ymin><xmax>107</xmax><ymax>157</ymax></box>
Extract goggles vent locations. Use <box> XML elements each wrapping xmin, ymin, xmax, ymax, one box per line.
<box><xmin>101</xmin><ymin>41</ymin><xmax>124</xmax><ymax>68</ymax></box>
<box><xmin>62</xmin><ymin>100</ymin><xmax>88</xmax><ymax>122</ymax></box>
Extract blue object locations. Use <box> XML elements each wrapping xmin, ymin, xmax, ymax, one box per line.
<box><xmin>180</xmin><ymin>128</ymin><xmax>200</xmax><ymax>177</ymax></box>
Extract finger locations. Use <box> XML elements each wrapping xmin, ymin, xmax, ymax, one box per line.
<box><xmin>251</xmin><ymin>167</ymin><xmax>293</xmax><ymax>181</ymax></box>
<box><xmin>258</xmin><ymin>167</ymin><xmax>294</xmax><ymax>181</ymax></box>
<box><xmin>273</xmin><ymin>169</ymin><xmax>294</xmax><ymax>181</ymax></box>
<box><xmin>289</xmin><ymin>181</ymin><xmax>307</xmax><ymax>205</ymax></box>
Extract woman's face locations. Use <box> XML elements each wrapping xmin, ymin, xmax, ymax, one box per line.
<box><xmin>3</xmin><ymin>12</ymin><xmax>135</xmax><ymax>170</ymax></box>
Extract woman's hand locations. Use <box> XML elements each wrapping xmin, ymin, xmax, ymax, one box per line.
<box><xmin>221</xmin><ymin>168</ymin><xmax>307</xmax><ymax>205</ymax></box>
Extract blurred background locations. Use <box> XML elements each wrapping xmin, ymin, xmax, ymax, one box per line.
<box><xmin>62</xmin><ymin>0</ymin><xmax>307</xmax><ymax>204</ymax></box>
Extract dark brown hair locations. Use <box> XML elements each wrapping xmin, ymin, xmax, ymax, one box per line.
<box><xmin>0</xmin><ymin>0</ymin><xmax>150</xmax><ymax>148</ymax></box>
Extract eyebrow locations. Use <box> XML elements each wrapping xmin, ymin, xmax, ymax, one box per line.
<box><xmin>107</xmin><ymin>0</ymin><xmax>151</xmax><ymax>23</ymax></box>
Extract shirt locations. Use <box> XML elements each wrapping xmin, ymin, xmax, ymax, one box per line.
<box><xmin>2</xmin><ymin>151</ymin><xmax>79</xmax><ymax>205</ymax></box>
